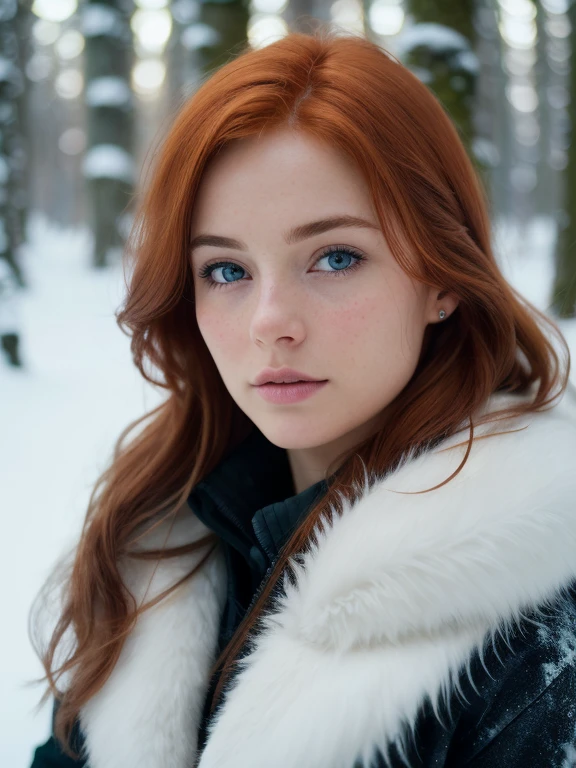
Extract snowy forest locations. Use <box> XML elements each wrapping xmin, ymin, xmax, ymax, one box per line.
<box><xmin>2</xmin><ymin>0</ymin><xmax>576</xmax><ymax>764</ymax></box>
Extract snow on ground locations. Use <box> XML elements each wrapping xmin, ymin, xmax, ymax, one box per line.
<box><xmin>1</xmin><ymin>211</ymin><xmax>575</xmax><ymax>766</ymax></box>
<box><xmin>493</xmin><ymin>214</ymin><xmax>576</xmax><ymax>357</ymax></box>
<box><xmin>1</xmin><ymin>213</ymin><xmax>164</xmax><ymax>766</ymax></box>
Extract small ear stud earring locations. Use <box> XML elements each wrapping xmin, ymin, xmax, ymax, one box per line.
<box><xmin>439</xmin><ymin>309</ymin><xmax>446</xmax><ymax>320</ymax></box>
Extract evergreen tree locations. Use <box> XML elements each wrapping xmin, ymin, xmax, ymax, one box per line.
<box><xmin>82</xmin><ymin>0</ymin><xmax>135</xmax><ymax>268</ymax></box>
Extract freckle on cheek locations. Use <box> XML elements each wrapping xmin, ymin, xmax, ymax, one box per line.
<box><xmin>341</xmin><ymin>302</ymin><xmax>369</xmax><ymax>325</ymax></box>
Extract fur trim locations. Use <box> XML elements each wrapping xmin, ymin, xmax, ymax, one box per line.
<box><xmin>80</xmin><ymin>385</ymin><xmax>576</xmax><ymax>768</ymax></box>
<box><xmin>79</xmin><ymin>511</ymin><xmax>227</xmax><ymax>768</ymax></box>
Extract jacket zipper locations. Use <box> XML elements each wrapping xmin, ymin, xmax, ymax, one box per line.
<box><xmin>243</xmin><ymin>557</ymin><xmax>278</xmax><ymax>618</ymax></box>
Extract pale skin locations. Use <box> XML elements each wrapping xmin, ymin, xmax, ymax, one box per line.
<box><xmin>190</xmin><ymin>127</ymin><xmax>459</xmax><ymax>495</ymax></box>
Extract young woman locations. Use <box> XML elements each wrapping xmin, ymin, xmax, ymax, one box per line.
<box><xmin>29</xmin><ymin>28</ymin><xmax>576</xmax><ymax>768</ymax></box>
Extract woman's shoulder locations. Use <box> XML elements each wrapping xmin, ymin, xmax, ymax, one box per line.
<box><xmin>29</xmin><ymin>702</ymin><xmax>87</xmax><ymax>768</ymax></box>
<box><xmin>30</xmin><ymin>735</ymin><xmax>87</xmax><ymax>768</ymax></box>
<box><xmin>449</xmin><ymin>584</ymin><xmax>576</xmax><ymax>766</ymax></box>
<box><xmin>381</xmin><ymin>585</ymin><xmax>576</xmax><ymax>768</ymax></box>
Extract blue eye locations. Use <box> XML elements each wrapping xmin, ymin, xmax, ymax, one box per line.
<box><xmin>198</xmin><ymin>245</ymin><xmax>366</xmax><ymax>290</ymax></box>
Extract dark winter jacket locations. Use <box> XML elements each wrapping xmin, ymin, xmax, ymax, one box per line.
<box><xmin>30</xmin><ymin>385</ymin><xmax>576</xmax><ymax>768</ymax></box>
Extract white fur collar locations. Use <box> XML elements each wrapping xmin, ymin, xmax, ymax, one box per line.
<box><xmin>78</xmin><ymin>385</ymin><xmax>576</xmax><ymax>768</ymax></box>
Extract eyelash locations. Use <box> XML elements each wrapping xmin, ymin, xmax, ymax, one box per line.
<box><xmin>197</xmin><ymin>245</ymin><xmax>366</xmax><ymax>290</ymax></box>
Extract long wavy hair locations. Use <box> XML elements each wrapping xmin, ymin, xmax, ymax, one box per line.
<box><xmin>30</xmin><ymin>26</ymin><xmax>571</xmax><ymax>757</ymax></box>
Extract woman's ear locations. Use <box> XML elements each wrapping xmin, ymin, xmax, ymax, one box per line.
<box><xmin>432</xmin><ymin>289</ymin><xmax>460</xmax><ymax>322</ymax></box>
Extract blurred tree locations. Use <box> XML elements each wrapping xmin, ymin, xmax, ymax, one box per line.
<box><xmin>166</xmin><ymin>0</ymin><xmax>197</xmax><ymax>112</ymax></box>
<box><xmin>475</xmin><ymin>0</ymin><xmax>513</xmax><ymax>221</ymax></box>
<box><xmin>551</xmin><ymin>0</ymin><xmax>576</xmax><ymax>319</ymax></box>
<box><xmin>534</xmin><ymin>0</ymin><xmax>555</xmax><ymax>220</ymax></box>
<box><xmin>0</xmin><ymin>0</ymin><xmax>30</xmax><ymax>367</ymax></box>
<box><xmin>82</xmin><ymin>0</ymin><xmax>135</xmax><ymax>268</ymax></box>
<box><xmin>283</xmin><ymin>0</ymin><xmax>330</xmax><ymax>33</ymax></box>
<box><xmin>195</xmin><ymin>0</ymin><xmax>250</xmax><ymax>75</ymax></box>
<box><xmin>401</xmin><ymin>0</ymin><xmax>484</xmax><ymax>178</ymax></box>
<box><xmin>167</xmin><ymin>0</ymin><xmax>250</xmax><ymax>114</ymax></box>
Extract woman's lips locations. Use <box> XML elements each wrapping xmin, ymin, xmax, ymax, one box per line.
<box><xmin>255</xmin><ymin>380</ymin><xmax>328</xmax><ymax>404</ymax></box>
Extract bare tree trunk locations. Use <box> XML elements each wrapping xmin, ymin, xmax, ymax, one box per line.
<box><xmin>0</xmin><ymin>0</ymin><xmax>30</xmax><ymax>366</ymax></box>
<box><xmin>473</xmin><ymin>0</ymin><xmax>511</xmax><ymax>221</ymax></box>
<box><xmin>82</xmin><ymin>0</ymin><xmax>135</xmax><ymax>268</ymax></box>
<box><xmin>551</xmin><ymin>0</ymin><xmax>576</xmax><ymax>318</ymax></box>
<box><xmin>534</xmin><ymin>1</ymin><xmax>555</xmax><ymax>219</ymax></box>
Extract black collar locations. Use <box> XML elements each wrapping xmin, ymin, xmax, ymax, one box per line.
<box><xmin>187</xmin><ymin>427</ymin><xmax>328</xmax><ymax>572</ymax></box>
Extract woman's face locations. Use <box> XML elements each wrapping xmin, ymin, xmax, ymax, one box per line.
<box><xmin>190</xmin><ymin>127</ymin><xmax>457</xmax><ymax>487</ymax></box>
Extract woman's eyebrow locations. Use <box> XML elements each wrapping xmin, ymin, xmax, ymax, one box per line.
<box><xmin>190</xmin><ymin>214</ymin><xmax>380</xmax><ymax>253</ymax></box>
